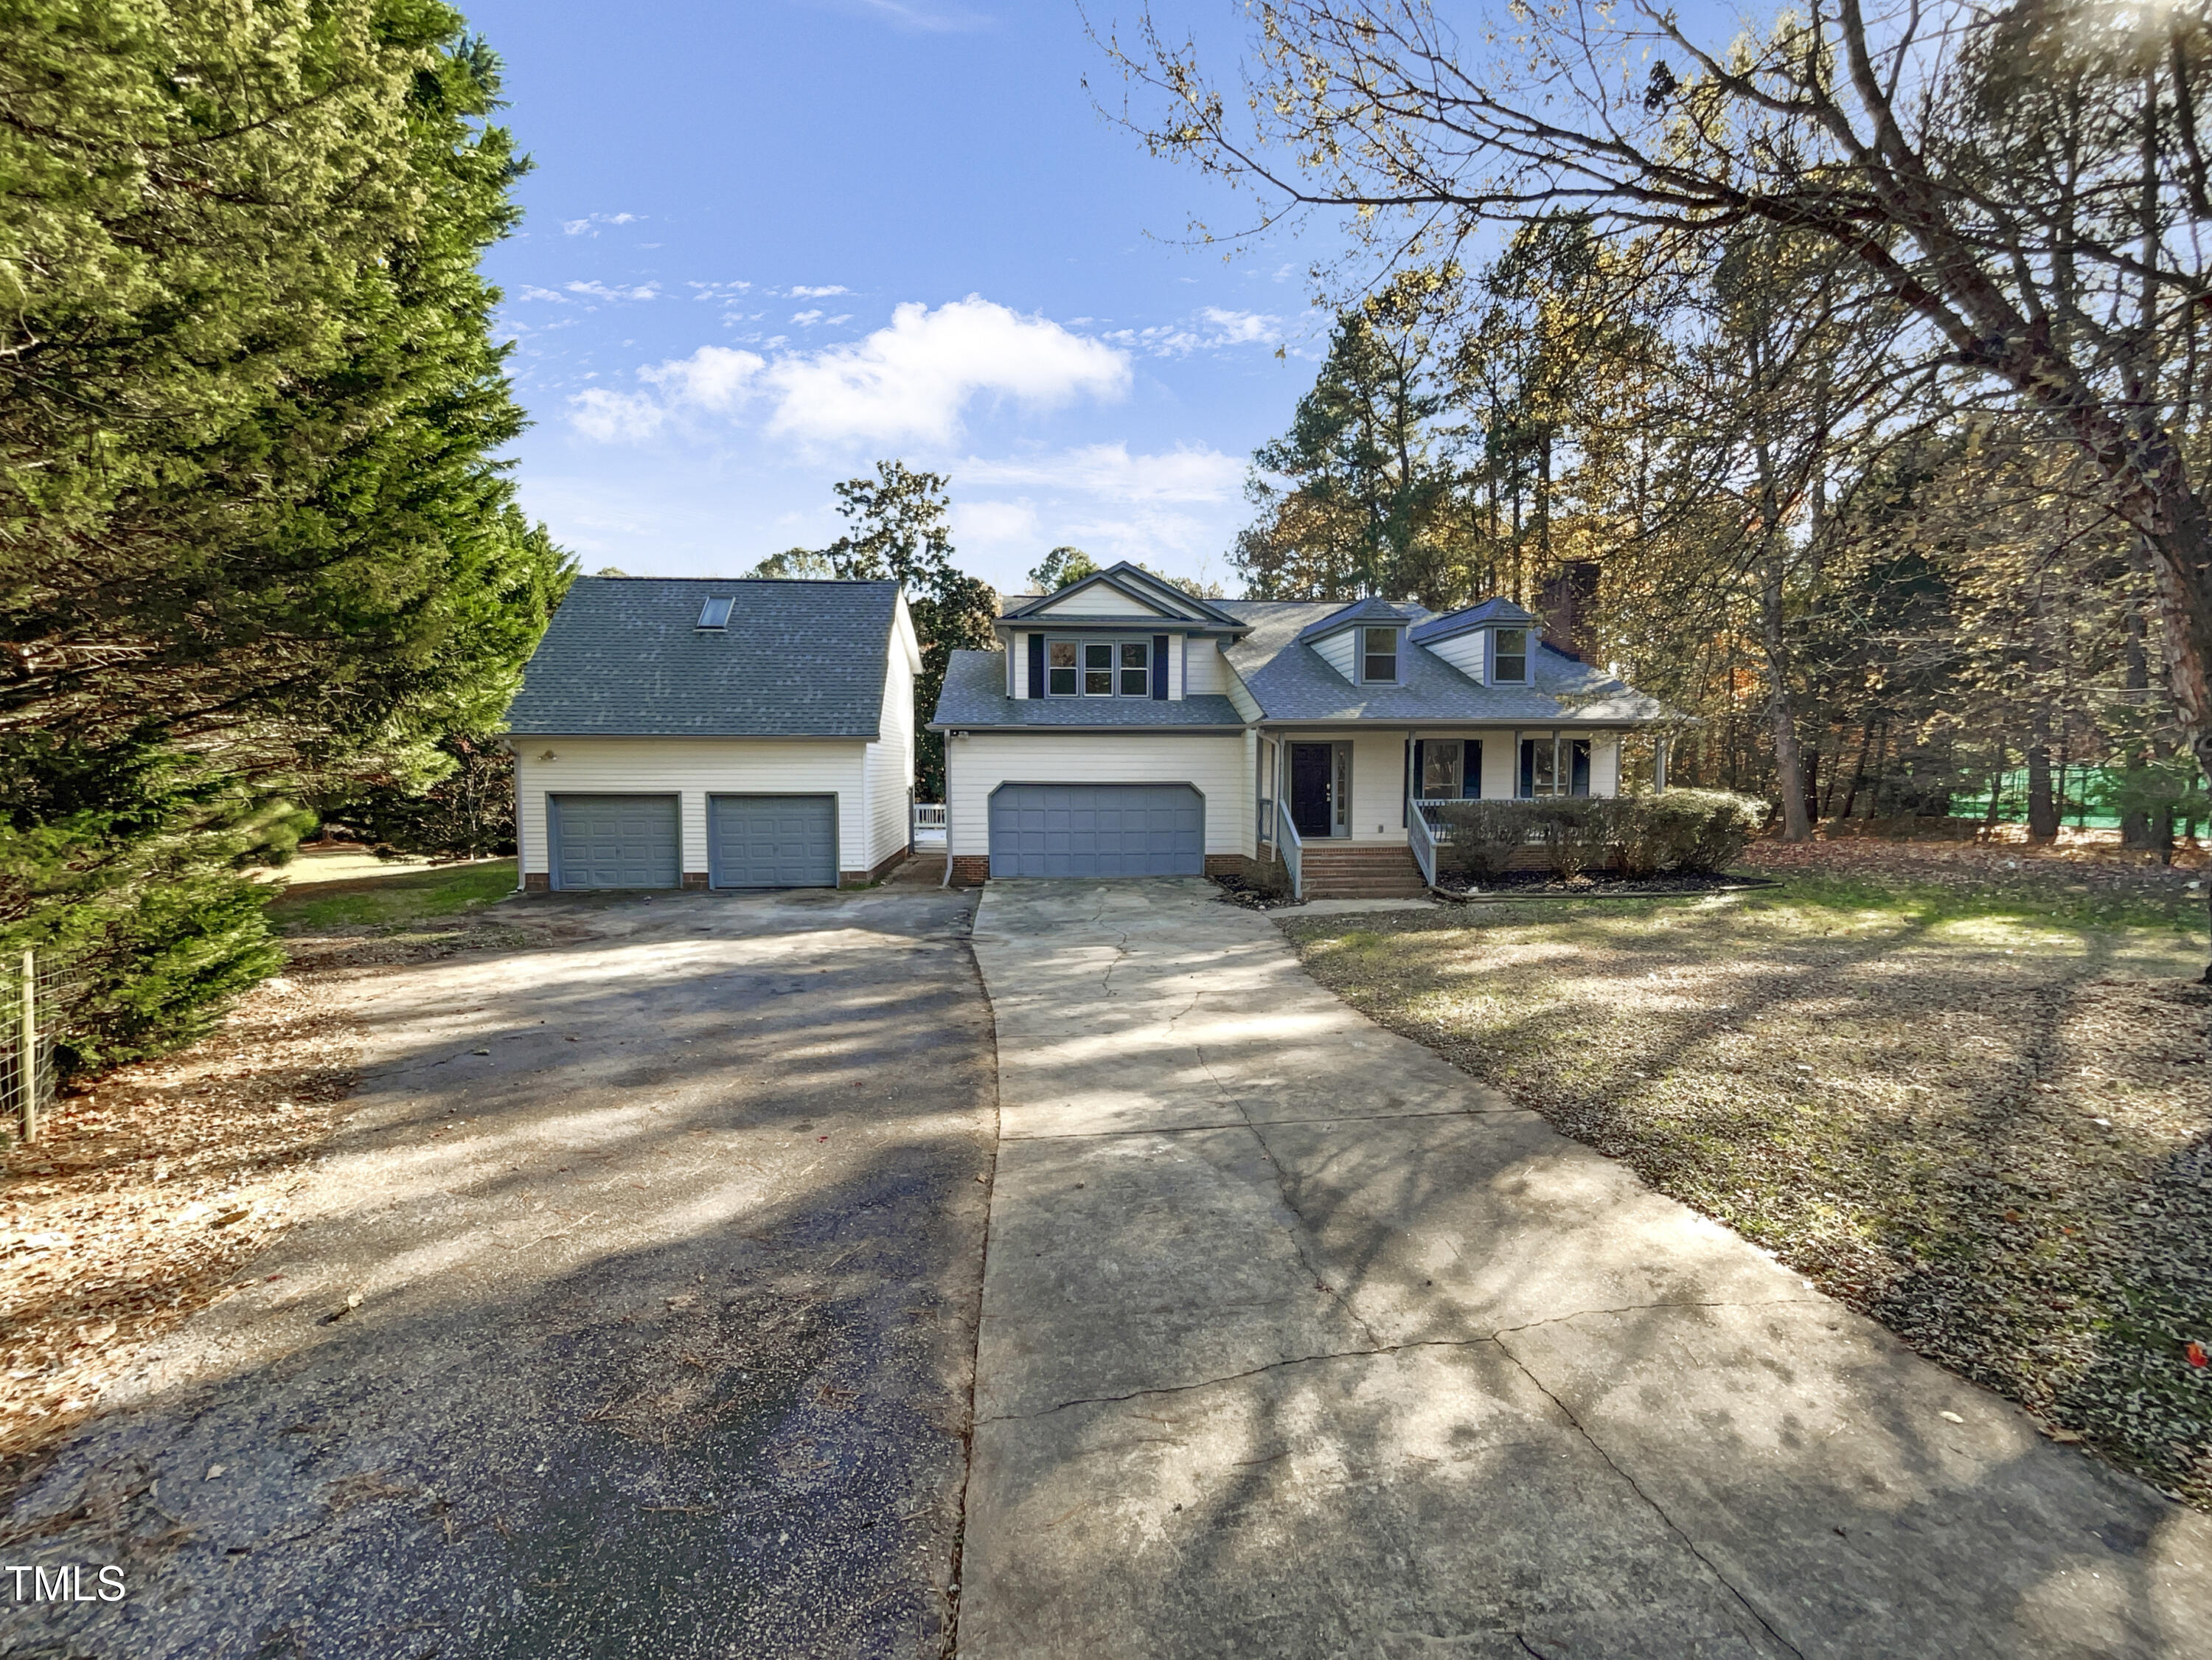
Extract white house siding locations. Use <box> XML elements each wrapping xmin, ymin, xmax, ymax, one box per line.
<box><xmin>1425</xmin><ymin>631</ymin><xmax>1486</xmax><ymax>681</ymax></box>
<box><xmin>1034</xmin><ymin>585</ymin><xmax>1169</xmax><ymax>617</ymax></box>
<box><xmin>1183</xmin><ymin>638</ymin><xmax>1226</xmax><ymax>695</ymax></box>
<box><xmin>515</xmin><ymin>737</ymin><xmax>874</xmax><ymax>879</ymax></box>
<box><xmin>861</xmin><ymin>647</ymin><xmax>916</xmax><ymax>869</ymax></box>
<box><xmin>1312</xmin><ymin>630</ymin><xmax>1357</xmax><ymax>682</ymax></box>
<box><xmin>945</xmin><ymin>732</ymin><xmax>1251</xmax><ymax>858</ymax></box>
<box><xmin>1222</xmin><ymin>664</ymin><xmax>1262</xmax><ymax>723</ymax></box>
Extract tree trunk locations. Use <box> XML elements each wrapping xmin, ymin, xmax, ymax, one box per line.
<box><xmin>1759</xmin><ymin>542</ymin><xmax>1812</xmax><ymax>841</ymax></box>
<box><xmin>2121</xmin><ymin>604</ymin><xmax>2154</xmax><ymax>849</ymax></box>
<box><xmin>2025</xmin><ymin>712</ymin><xmax>2059</xmax><ymax>843</ymax></box>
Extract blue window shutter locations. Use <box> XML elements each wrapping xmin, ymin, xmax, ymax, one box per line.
<box><xmin>1407</xmin><ymin>740</ymin><xmax>1420</xmax><ymax>825</ymax></box>
<box><xmin>1464</xmin><ymin>739</ymin><xmax>1483</xmax><ymax>799</ymax></box>
<box><xmin>1152</xmin><ymin>634</ymin><xmax>1169</xmax><ymax>699</ymax></box>
<box><xmin>1027</xmin><ymin>633</ymin><xmax>1045</xmax><ymax>699</ymax></box>
<box><xmin>1519</xmin><ymin>739</ymin><xmax>1535</xmax><ymax>798</ymax></box>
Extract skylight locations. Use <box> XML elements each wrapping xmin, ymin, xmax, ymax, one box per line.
<box><xmin>696</xmin><ymin>597</ymin><xmax>734</xmax><ymax>630</ymax></box>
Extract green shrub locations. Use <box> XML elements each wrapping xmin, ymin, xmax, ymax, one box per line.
<box><xmin>1426</xmin><ymin>790</ymin><xmax>1767</xmax><ymax>883</ymax></box>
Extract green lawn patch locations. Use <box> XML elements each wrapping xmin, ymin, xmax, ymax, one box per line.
<box><xmin>266</xmin><ymin>858</ymin><xmax>518</xmax><ymax>934</ymax></box>
<box><xmin>1284</xmin><ymin>865</ymin><xmax>2212</xmax><ymax>1510</ymax></box>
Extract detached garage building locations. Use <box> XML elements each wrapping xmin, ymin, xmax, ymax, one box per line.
<box><xmin>506</xmin><ymin>577</ymin><xmax>920</xmax><ymax>892</ymax></box>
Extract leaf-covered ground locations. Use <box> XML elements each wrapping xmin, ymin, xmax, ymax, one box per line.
<box><xmin>1282</xmin><ymin>841</ymin><xmax>2212</xmax><ymax>1510</ymax></box>
<box><xmin>0</xmin><ymin>856</ymin><xmax>550</xmax><ymax>1496</ymax></box>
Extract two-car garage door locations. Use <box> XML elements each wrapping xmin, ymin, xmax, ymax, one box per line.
<box><xmin>987</xmin><ymin>783</ymin><xmax>1204</xmax><ymax>878</ymax></box>
<box><xmin>548</xmin><ymin>793</ymin><xmax>836</xmax><ymax>889</ymax></box>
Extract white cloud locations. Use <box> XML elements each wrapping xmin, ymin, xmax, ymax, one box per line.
<box><xmin>961</xmin><ymin>443</ymin><xmax>1243</xmax><ymax>505</ymax></box>
<box><xmin>562</xmin><ymin>212</ymin><xmax>642</xmax><ymax>237</ymax></box>
<box><xmin>637</xmin><ymin>344</ymin><xmax>765</xmax><ymax>411</ymax></box>
<box><xmin>791</xmin><ymin>308</ymin><xmax>825</xmax><ymax>326</ymax></box>
<box><xmin>515</xmin><ymin>285</ymin><xmax>569</xmax><ymax>303</ymax></box>
<box><xmin>568</xmin><ymin>387</ymin><xmax>666</xmax><ymax>443</ymax></box>
<box><xmin>1103</xmin><ymin>307</ymin><xmax>1283</xmax><ymax>356</ymax></box>
<box><xmin>954</xmin><ymin>499</ymin><xmax>1041</xmax><ymax>548</ymax></box>
<box><xmin>789</xmin><ymin>284</ymin><xmax>851</xmax><ymax>298</ymax></box>
<box><xmin>765</xmin><ymin>296</ymin><xmax>1128</xmax><ymax>446</ymax></box>
<box><xmin>566</xmin><ymin>279</ymin><xmax>661</xmax><ymax>302</ymax></box>
<box><xmin>567</xmin><ymin>296</ymin><xmax>1128</xmax><ymax>452</ymax></box>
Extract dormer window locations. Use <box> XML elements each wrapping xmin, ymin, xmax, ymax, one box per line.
<box><xmin>1047</xmin><ymin>637</ymin><xmax>1151</xmax><ymax>696</ymax></box>
<box><xmin>696</xmin><ymin>597</ymin><xmax>734</xmax><ymax>631</ymax></box>
<box><xmin>1362</xmin><ymin>627</ymin><xmax>1399</xmax><ymax>684</ymax></box>
<box><xmin>1492</xmin><ymin>627</ymin><xmax>1528</xmax><ymax>684</ymax></box>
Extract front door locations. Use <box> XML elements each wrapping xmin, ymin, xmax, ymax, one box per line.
<box><xmin>1290</xmin><ymin>743</ymin><xmax>1335</xmax><ymax>838</ymax></box>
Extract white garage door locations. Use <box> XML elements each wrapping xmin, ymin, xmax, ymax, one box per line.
<box><xmin>551</xmin><ymin>795</ymin><xmax>680</xmax><ymax>890</ymax></box>
<box><xmin>988</xmin><ymin>784</ymin><xmax>1204</xmax><ymax>878</ymax></box>
<box><xmin>709</xmin><ymin>794</ymin><xmax>838</xmax><ymax>889</ymax></box>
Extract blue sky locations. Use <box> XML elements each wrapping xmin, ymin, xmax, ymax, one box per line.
<box><xmin>465</xmin><ymin>0</ymin><xmax>1325</xmax><ymax>597</ymax></box>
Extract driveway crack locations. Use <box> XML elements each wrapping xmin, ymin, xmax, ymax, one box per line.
<box><xmin>1193</xmin><ymin>1041</ymin><xmax>1383</xmax><ymax>1350</ymax></box>
<box><xmin>1492</xmin><ymin>1337</ymin><xmax>1807</xmax><ymax>1660</ymax></box>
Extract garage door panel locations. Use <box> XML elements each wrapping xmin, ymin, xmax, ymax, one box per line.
<box><xmin>711</xmin><ymin>794</ymin><xmax>836</xmax><ymax>888</ymax></box>
<box><xmin>988</xmin><ymin>784</ymin><xmax>1204</xmax><ymax>878</ymax></box>
<box><xmin>552</xmin><ymin>795</ymin><xmax>680</xmax><ymax>890</ymax></box>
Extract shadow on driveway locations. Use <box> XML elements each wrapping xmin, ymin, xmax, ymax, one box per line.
<box><xmin>2</xmin><ymin>887</ymin><xmax>996</xmax><ymax>1660</ymax></box>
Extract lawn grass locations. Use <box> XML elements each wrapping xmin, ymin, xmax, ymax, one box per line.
<box><xmin>1283</xmin><ymin>863</ymin><xmax>2212</xmax><ymax>1510</ymax></box>
<box><xmin>265</xmin><ymin>858</ymin><xmax>518</xmax><ymax>933</ymax></box>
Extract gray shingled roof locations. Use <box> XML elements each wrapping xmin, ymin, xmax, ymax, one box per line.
<box><xmin>507</xmin><ymin>577</ymin><xmax>900</xmax><ymax>738</ymax></box>
<box><xmin>929</xmin><ymin>650</ymin><xmax>1246</xmax><ymax>730</ymax></box>
<box><xmin>1411</xmin><ymin>597</ymin><xmax>1539</xmax><ymax>642</ymax></box>
<box><xmin>1293</xmin><ymin>595</ymin><xmax>1425</xmax><ymax>642</ymax></box>
<box><xmin>1221</xmin><ymin>601</ymin><xmax>1661</xmax><ymax>724</ymax></box>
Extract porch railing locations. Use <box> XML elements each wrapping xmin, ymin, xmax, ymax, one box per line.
<box><xmin>1275</xmin><ymin>796</ymin><xmax>1305</xmax><ymax>901</ymax></box>
<box><xmin>911</xmin><ymin>802</ymin><xmax>947</xmax><ymax>851</ymax></box>
<box><xmin>1408</xmin><ymin>796</ymin><xmax>1441</xmax><ymax>888</ymax></box>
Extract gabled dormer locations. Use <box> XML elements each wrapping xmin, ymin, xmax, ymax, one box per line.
<box><xmin>1409</xmin><ymin>598</ymin><xmax>1538</xmax><ymax>687</ymax></box>
<box><xmin>996</xmin><ymin>561</ymin><xmax>1248</xmax><ymax>702</ymax></box>
<box><xmin>1294</xmin><ymin>596</ymin><xmax>1422</xmax><ymax>688</ymax></box>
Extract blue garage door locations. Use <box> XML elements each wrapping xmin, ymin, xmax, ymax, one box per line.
<box><xmin>551</xmin><ymin>794</ymin><xmax>680</xmax><ymax>890</ymax></box>
<box><xmin>709</xmin><ymin>794</ymin><xmax>838</xmax><ymax>889</ymax></box>
<box><xmin>988</xmin><ymin>784</ymin><xmax>1204</xmax><ymax>878</ymax></box>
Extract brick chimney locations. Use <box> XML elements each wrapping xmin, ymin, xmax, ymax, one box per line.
<box><xmin>1537</xmin><ymin>561</ymin><xmax>1600</xmax><ymax>662</ymax></box>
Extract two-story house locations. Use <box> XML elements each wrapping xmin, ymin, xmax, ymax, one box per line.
<box><xmin>928</xmin><ymin>562</ymin><xmax>1663</xmax><ymax>896</ymax></box>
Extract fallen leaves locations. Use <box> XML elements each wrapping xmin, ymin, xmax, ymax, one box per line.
<box><xmin>1290</xmin><ymin>836</ymin><xmax>2212</xmax><ymax>1513</ymax></box>
<box><xmin>0</xmin><ymin>967</ymin><xmax>362</xmax><ymax>1496</ymax></box>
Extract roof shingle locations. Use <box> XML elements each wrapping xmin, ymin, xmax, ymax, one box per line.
<box><xmin>507</xmin><ymin>577</ymin><xmax>899</xmax><ymax>738</ymax></box>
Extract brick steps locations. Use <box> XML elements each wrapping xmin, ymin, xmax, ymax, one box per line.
<box><xmin>1295</xmin><ymin>845</ymin><xmax>1430</xmax><ymax>900</ymax></box>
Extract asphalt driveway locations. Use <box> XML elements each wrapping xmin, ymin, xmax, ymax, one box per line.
<box><xmin>3</xmin><ymin>886</ymin><xmax>995</xmax><ymax>1659</ymax></box>
<box><xmin>960</xmin><ymin>878</ymin><xmax>2212</xmax><ymax>1659</ymax></box>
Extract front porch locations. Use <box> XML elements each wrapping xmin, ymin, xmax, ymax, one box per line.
<box><xmin>1253</xmin><ymin>727</ymin><xmax>1630</xmax><ymax>898</ymax></box>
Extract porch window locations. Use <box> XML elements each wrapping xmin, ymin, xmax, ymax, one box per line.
<box><xmin>1415</xmin><ymin>738</ymin><xmax>1483</xmax><ymax>800</ymax></box>
<box><xmin>1492</xmin><ymin>628</ymin><xmax>1528</xmax><ymax>684</ymax></box>
<box><xmin>1362</xmin><ymin>627</ymin><xmax>1399</xmax><ymax>683</ymax></box>
<box><xmin>1519</xmin><ymin>736</ymin><xmax>1592</xmax><ymax>797</ymax></box>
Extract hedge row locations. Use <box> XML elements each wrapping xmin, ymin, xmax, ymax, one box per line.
<box><xmin>1424</xmin><ymin>790</ymin><xmax>1768</xmax><ymax>881</ymax></box>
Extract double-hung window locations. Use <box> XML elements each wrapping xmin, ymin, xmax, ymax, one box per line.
<box><xmin>1049</xmin><ymin>638</ymin><xmax>1151</xmax><ymax>696</ymax></box>
<box><xmin>1492</xmin><ymin>627</ymin><xmax>1528</xmax><ymax>684</ymax></box>
<box><xmin>1362</xmin><ymin>627</ymin><xmax>1399</xmax><ymax>683</ymax></box>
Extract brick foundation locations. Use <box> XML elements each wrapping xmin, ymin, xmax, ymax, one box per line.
<box><xmin>948</xmin><ymin>855</ymin><xmax>991</xmax><ymax>886</ymax></box>
<box><xmin>839</xmin><ymin>846</ymin><xmax>911</xmax><ymax>888</ymax></box>
<box><xmin>682</xmin><ymin>872</ymin><xmax>709</xmax><ymax>890</ymax></box>
<box><xmin>523</xmin><ymin>872</ymin><xmax>550</xmax><ymax>895</ymax></box>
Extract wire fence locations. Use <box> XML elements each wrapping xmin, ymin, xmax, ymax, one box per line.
<box><xmin>1</xmin><ymin>948</ymin><xmax>79</xmax><ymax>1146</ymax></box>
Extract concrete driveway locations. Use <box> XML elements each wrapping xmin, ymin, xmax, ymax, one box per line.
<box><xmin>961</xmin><ymin>878</ymin><xmax>2212</xmax><ymax>1659</ymax></box>
<box><xmin>4</xmin><ymin>886</ymin><xmax>995</xmax><ymax>1659</ymax></box>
